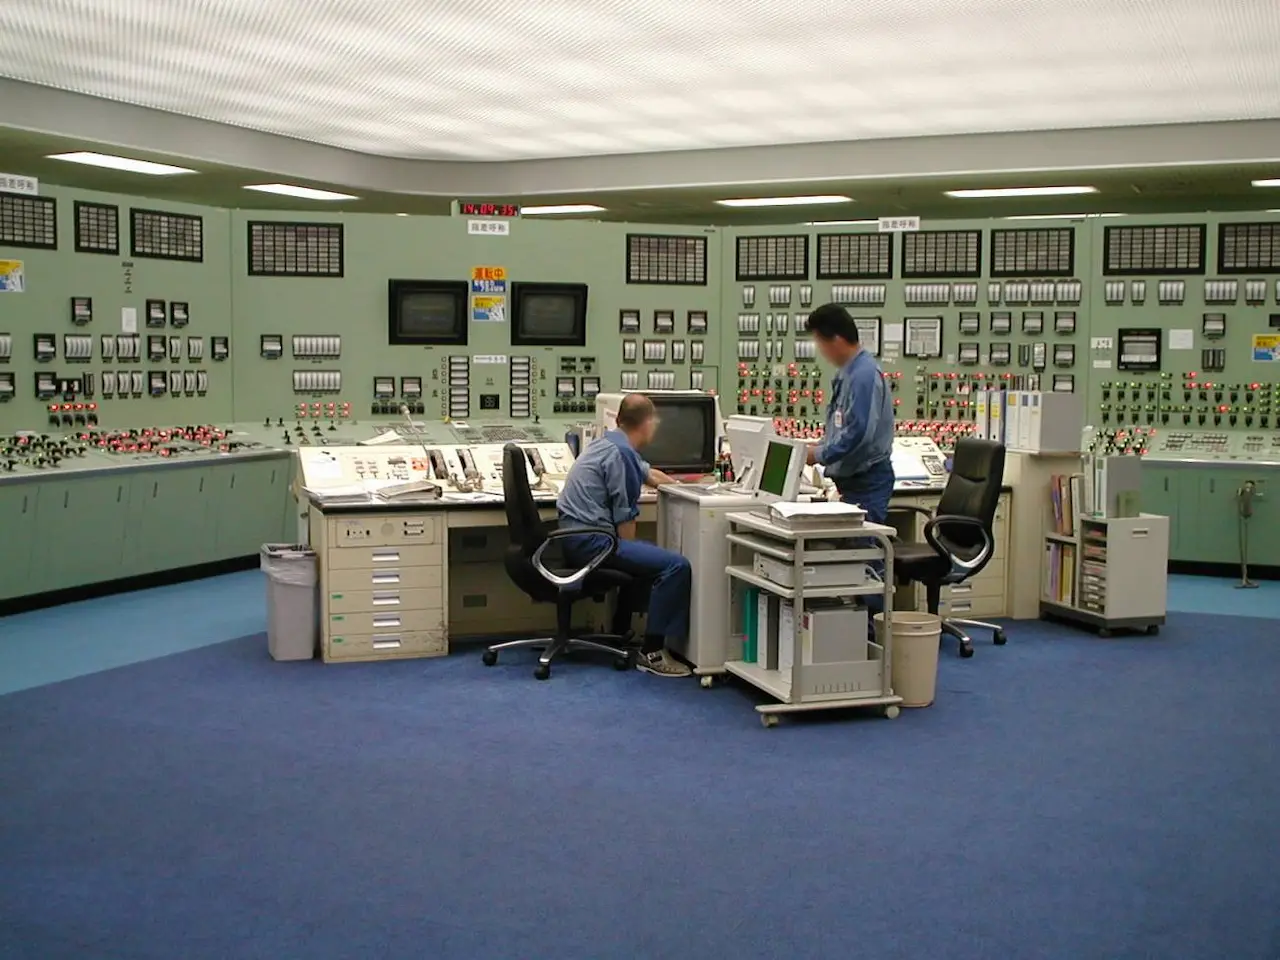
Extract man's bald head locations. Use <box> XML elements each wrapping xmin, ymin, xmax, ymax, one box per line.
<box><xmin>616</xmin><ymin>393</ymin><xmax>658</xmax><ymax>447</ymax></box>
<box><xmin>617</xmin><ymin>393</ymin><xmax>655</xmax><ymax>430</ymax></box>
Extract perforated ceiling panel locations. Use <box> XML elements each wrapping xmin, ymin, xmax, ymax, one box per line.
<box><xmin>2</xmin><ymin>1</ymin><xmax>1279</xmax><ymax>161</ymax></box>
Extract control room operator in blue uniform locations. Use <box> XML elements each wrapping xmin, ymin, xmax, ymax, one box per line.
<box><xmin>558</xmin><ymin>394</ymin><xmax>693</xmax><ymax>678</ymax></box>
<box><xmin>804</xmin><ymin>303</ymin><xmax>896</xmax><ymax>525</ymax></box>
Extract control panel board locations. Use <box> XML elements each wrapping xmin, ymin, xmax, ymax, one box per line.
<box><xmin>6</xmin><ymin>186</ymin><xmax>1280</xmax><ymax>468</ymax></box>
<box><xmin>1144</xmin><ymin>429</ymin><xmax>1280</xmax><ymax>463</ymax></box>
<box><xmin>297</xmin><ymin>441</ymin><xmax>576</xmax><ymax>498</ymax></box>
<box><xmin>723</xmin><ymin>221</ymin><xmax>1093</xmax><ymax>452</ymax></box>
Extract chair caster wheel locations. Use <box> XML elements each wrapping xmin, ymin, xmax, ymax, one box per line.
<box><xmin>612</xmin><ymin>654</ymin><xmax>631</xmax><ymax>671</ymax></box>
<box><xmin>959</xmin><ymin>642</ymin><xmax>975</xmax><ymax>659</ymax></box>
<box><xmin>534</xmin><ymin>664</ymin><xmax>551</xmax><ymax>681</ymax></box>
<box><xmin>993</xmin><ymin>629</ymin><xmax>1007</xmax><ymax>646</ymax></box>
<box><xmin>760</xmin><ymin>714</ymin><xmax>779</xmax><ymax>728</ymax></box>
<box><xmin>482</xmin><ymin>650</ymin><xmax>498</xmax><ymax>666</ymax></box>
<box><xmin>884</xmin><ymin>705</ymin><xmax>901</xmax><ymax>719</ymax></box>
<box><xmin>699</xmin><ymin>675</ymin><xmax>715</xmax><ymax>689</ymax></box>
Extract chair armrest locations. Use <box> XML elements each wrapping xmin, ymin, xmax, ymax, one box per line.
<box><xmin>531</xmin><ymin>526</ymin><xmax>619</xmax><ymax>591</ymax></box>
<box><xmin>922</xmin><ymin>514</ymin><xmax>994</xmax><ymax>578</ymax></box>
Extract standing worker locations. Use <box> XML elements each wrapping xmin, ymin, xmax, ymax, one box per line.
<box><xmin>805</xmin><ymin>303</ymin><xmax>896</xmax><ymax>607</ymax></box>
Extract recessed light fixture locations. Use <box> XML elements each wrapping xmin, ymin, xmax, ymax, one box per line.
<box><xmin>243</xmin><ymin>183</ymin><xmax>359</xmax><ymax>201</ymax></box>
<box><xmin>805</xmin><ymin>219</ymin><xmax>879</xmax><ymax>226</ymax></box>
<box><xmin>1002</xmin><ymin>213</ymin><xmax>1122</xmax><ymax>220</ymax></box>
<box><xmin>519</xmin><ymin>204</ymin><xmax>606</xmax><ymax>215</ymax></box>
<box><xmin>946</xmin><ymin>186</ymin><xmax>1097</xmax><ymax>199</ymax></box>
<box><xmin>46</xmin><ymin>151</ymin><xmax>196</xmax><ymax>176</ymax></box>
<box><xmin>717</xmin><ymin>195</ymin><xmax>852</xmax><ymax>208</ymax></box>
<box><xmin>1252</xmin><ymin>179</ymin><xmax>1280</xmax><ymax>188</ymax></box>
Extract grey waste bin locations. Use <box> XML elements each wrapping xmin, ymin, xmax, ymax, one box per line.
<box><xmin>260</xmin><ymin>544</ymin><xmax>319</xmax><ymax>661</ymax></box>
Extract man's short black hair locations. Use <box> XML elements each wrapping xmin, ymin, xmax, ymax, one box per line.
<box><xmin>807</xmin><ymin>303</ymin><xmax>860</xmax><ymax>344</ymax></box>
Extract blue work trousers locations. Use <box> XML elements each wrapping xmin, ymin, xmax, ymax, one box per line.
<box><xmin>565</xmin><ymin>535</ymin><xmax>691</xmax><ymax>649</ymax></box>
<box><xmin>833</xmin><ymin>458</ymin><xmax>896</xmax><ymax>616</ymax></box>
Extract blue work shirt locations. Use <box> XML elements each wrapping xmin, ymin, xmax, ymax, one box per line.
<box><xmin>557</xmin><ymin>430</ymin><xmax>649</xmax><ymax>530</ymax></box>
<box><xmin>815</xmin><ymin>350</ymin><xmax>895</xmax><ymax>479</ymax></box>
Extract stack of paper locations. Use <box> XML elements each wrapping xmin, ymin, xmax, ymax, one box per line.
<box><xmin>769</xmin><ymin>500</ymin><xmax>866</xmax><ymax>525</ymax></box>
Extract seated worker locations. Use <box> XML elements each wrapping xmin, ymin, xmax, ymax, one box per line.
<box><xmin>804</xmin><ymin>302</ymin><xmax>895</xmax><ymax>612</ymax></box>
<box><xmin>557</xmin><ymin>394</ymin><xmax>693</xmax><ymax>678</ymax></box>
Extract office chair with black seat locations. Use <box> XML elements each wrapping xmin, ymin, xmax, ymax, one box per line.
<box><xmin>481</xmin><ymin>443</ymin><xmax>638</xmax><ymax>680</ymax></box>
<box><xmin>889</xmin><ymin>437</ymin><xmax>1006</xmax><ymax>659</ymax></box>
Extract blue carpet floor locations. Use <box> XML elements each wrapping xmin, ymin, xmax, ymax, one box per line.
<box><xmin>2</xmin><ymin>601</ymin><xmax>1279</xmax><ymax>959</ymax></box>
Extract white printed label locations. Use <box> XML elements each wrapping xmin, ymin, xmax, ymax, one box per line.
<box><xmin>0</xmin><ymin>173</ymin><xmax>39</xmax><ymax>196</ymax></box>
<box><xmin>467</xmin><ymin>220</ymin><xmax>510</xmax><ymax>236</ymax></box>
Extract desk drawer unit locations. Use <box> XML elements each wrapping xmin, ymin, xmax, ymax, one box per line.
<box><xmin>313</xmin><ymin>510</ymin><xmax>449</xmax><ymax>662</ymax></box>
<box><xmin>326</xmin><ymin>586</ymin><xmax>444</xmax><ymax>615</ymax></box>
<box><xmin>328</xmin><ymin>607</ymin><xmax>444</xmax><ymax>635</ymax></box>
<box><xmin>327</xmin><ymin>543</ymin><xmax>441</xmax><ymax>570</ymax></box>
<box><xmin>326</xmin><ymin>629</ymin><xmax>447</xmax><ymax>661</ymax></box>
<box><xmin>326</xmin><ymin>565</ymin><xmax>444</xmax><ymax>592</ymax></box>
<box><xmin>939</xmin><ymin>594</ymin><xmax>1005</xmax><ymax>619</ymax></box>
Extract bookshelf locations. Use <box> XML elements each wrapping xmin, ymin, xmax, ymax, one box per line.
<box><xmin>1039</xmin><ymin>484</ymin><xmax>1169</xmax><ymax>636</ymax></box>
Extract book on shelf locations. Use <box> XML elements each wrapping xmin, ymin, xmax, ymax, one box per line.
<box><xmin>1042</xmin><ymin>540</ymin><xmax>1078</xmax><ymax>606</ymax></box>
<box><xmin>1048</xmin><ymin>472</ymin><xmax>1087</xmax><ymax>537</ymax></box>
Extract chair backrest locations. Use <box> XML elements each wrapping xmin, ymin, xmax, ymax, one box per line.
<box><xmin>502</xmin><ymin>442</ymin><xmax>546</xmax><ymax>554</ymax></box>
<box><xmin>935</xmin><ymin>438</ymin><xmax>1006</xmax><ymax>552</ymax></box>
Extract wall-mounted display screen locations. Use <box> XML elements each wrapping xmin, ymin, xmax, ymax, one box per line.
<box><xmin>388</xmin><ymin>279</ymin><xmax>469</xmax><ymax>345</ymax></box>
<box><xmin>511</xmin><ymin>282</ymin><xmax>588</xmax><ymax>346</ymax></box>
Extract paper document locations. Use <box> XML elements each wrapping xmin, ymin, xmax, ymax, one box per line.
<box><xmin>769</xmin><ymin>501</ymin><xmax>866</xmax><ymax>524</ymax></box>
<box><xmin>360</xmin><ymin>430</ymin><xmax>408</xmax><ymax>445</ymax></box>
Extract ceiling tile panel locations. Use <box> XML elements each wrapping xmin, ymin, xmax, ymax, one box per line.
<box><xmin>1</xmin><ymin>0</ymin><xmax>1278</xmax><ymax>161</ymax></box>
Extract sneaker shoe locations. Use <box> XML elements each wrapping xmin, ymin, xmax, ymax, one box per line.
<box><xmin>635</xmin><ymin>650</ymin><xmax>692</xmax><ymax>678</ymax></box>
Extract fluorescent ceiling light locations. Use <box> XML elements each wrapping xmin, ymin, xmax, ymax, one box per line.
<box><xmin>806</xmin><ymin>219</ymin><xmax>878</xmax><ymax>226</ymax></box>
<box><xmin>1253</xmin><ymin>179</ymin><xmax>1280</xmax><ymax>187</ymax></box>
<box><xmin>946</xmin><ymin>186</ymin><xmax>1097</xmax><ymax>199</ymax></box>
<box><xmin>519</xmin><ymin>204</ymin><xmax>605</xmax><ymax>215</ymax></box>
<box><xmin>243</xmin><ymin>183</ymin><xmax>358</xmax><ymax>201</ymax></box>
<box><xmin>395</xmin><ymin>212</ymin><xmax>409</xmax><ymax>217</ymax></box>
<box><xmin>47</xmin><ymin>151</ymin><xmax>195</xmax><ymax>176</ymax></box>
<box><xmin>1002</xmin><ymin>213</ymin><xmax>1122</xmax><ymax>220</ymax></box>
<box><xmin>717</xmin><ymin>195</ymin><xmax>852</xmax><ymax>208</ymax></box>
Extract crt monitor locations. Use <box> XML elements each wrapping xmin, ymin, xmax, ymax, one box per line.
<box><xmin>593</xmin><ymin>391</ymin><xmax>724</xmax><ymax>475</ymax></box>
<box><xmin>753</xmin><ymin>438</ymin><xmax>807</xmax><ymax>503</ymax></box>
<box><xmin>388</xmin><ymin>279</ymin><xmax>468</xmax><ymax>345</ymax></box>
<box><xmin>725</xmin><ymin>415</ymin><xmax>775</xmax><ymax>487</ymax></box>
<box><xmin>510</xmin><ymin>282</ymin><xmax>588</xmax><ymax>347</ymax></box>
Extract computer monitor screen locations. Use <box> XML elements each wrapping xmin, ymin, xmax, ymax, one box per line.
<box><xmin>511</xmin><ymin>282</ymin><xmax>588</xmax><ymax>346</ymax></box>
<box><xmin>641</xmin><ymin>394</ymin><xmax>718</xmax><ymax>474</ymax></box>
<box><xmin>725</xmin><ymin>415</ymin><xmax>775</xmax><ymax>483</ymax></box>
<box><xmin>758</xmin><ymin>440</ymin><xmax>795</xmax><ymax>498</ymax></box>
<box><xmin>388</xmin><ymin>279</ymin><xmax>468</xmax><ymax>345</ymax></box>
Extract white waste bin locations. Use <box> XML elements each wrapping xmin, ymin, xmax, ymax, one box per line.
<box><xmin>875</xmin><ymin>611</ymin><xmax>942</xmax><ymax>708</ymax></box>
<box><xmin>260</xmin><ymin>544</ymin><xmax>319</xmax><ymax>661</ymax></box>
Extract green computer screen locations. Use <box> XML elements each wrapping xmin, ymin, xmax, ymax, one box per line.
<box><xmin>758</xmin><ymin>441</ymin><xmax>793</xmax><ymax>497</ymax></box>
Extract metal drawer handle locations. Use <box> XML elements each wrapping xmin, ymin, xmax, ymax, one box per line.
<box><xmin>371</xmin><ymin>551</ymin><xmax>401</xmax><ymax>563</ymax></box>
<box><xmin>372</xmin><ymin>636</ymin><xmax>403</xmax><ymax>650</ymax></box>
<box><xmin>371</xmin><ymin>571</ymin><xmax>401</xmax><ymax>585</ymax></box>
<box><xmin>372</xmin><ymin>592</ymin><xmax>401</xmax><ymax>606</ymax></box>
<box><xmin>372</xmin><ymin>615</ymin><xmax>402</xmax><ymax>629</ymax></box>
